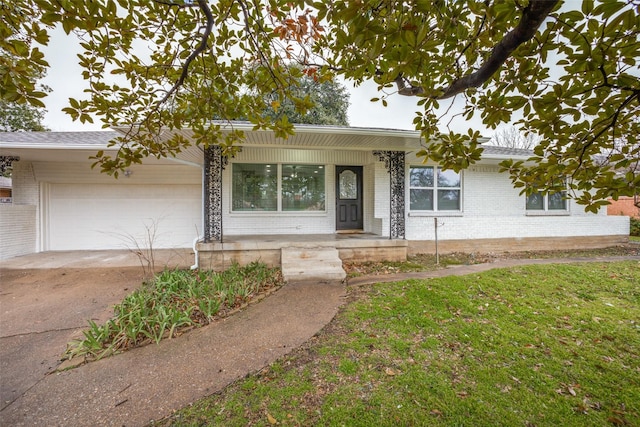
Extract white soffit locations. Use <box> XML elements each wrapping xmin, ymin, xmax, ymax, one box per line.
<box><xmin>2</xmin><ymin>125</ymin><xmax>530</xmax><ymax>168</ymax></box>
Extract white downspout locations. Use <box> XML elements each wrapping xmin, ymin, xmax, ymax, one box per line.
<box><xmin>190</xmin><ymin>235</ymin><xmax>202</xmax><ymax>270</ymax></box>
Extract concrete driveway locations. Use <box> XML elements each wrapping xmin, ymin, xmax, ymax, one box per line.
<box><xmin>0</xmin><ymin>250</ymin><xmax>193</xmax><ymax>410</ymax></box>
<box><xmin>0</xmin><ymin>250</ymin><xmax>346</xmax><ymax>426</ymax></box>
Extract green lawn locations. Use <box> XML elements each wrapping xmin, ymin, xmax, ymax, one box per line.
<box><xmin>156</xmin><ymin>261</ymin><xmax>640</xmax><ymax>427</ymax></box>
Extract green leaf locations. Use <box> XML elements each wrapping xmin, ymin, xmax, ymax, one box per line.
<box><xmin>581</xmin><ymin>0</ymin><xmax>594</xmax><ymax>15</ymax></box>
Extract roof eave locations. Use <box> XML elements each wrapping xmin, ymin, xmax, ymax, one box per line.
<box><xmin>0</xmin><ymin>143</ymin><xmax>113</xmax><ymax>151</ymax></box>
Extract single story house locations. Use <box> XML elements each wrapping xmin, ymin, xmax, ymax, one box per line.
<box><xmin>0</xmin><ymin>125</ymin><xmax>630</xmax><ymax>274</ymax></box>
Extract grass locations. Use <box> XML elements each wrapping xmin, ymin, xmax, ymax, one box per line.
<box><xmin>630</xmin><ymin>236</ymin><xmax>640</xmax><ymax>242</ymax></box>
<box><xmin>155</xmin><ymin>261</ymin><xmax>640</xmax><ymax>426</ymax></box>
<box><xmin>64</xmin><ymin>262</ymin><xmax>283</xmax><ymax>362</ymax></box>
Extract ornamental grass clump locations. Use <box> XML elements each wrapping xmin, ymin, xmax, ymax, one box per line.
<box><xmin>64</xmin><ymin>262</ymin><xmax>282</xmax><ymax>362</ymax></box>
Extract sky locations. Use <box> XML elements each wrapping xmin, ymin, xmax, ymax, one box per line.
<box><xmin>39</xmin><ymin>27</ymin><xmax>491</xmax><ymax>136</ymax></box>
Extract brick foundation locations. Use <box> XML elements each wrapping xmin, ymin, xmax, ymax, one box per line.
<box><xmin>408</xmin><ymin>235</ymin><xmax>630</xmax><ymax>255</ymax></box>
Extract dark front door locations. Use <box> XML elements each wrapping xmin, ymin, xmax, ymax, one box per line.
<box><xmin>336</xmin><ymin>166</ymin><xmax>363</xmax><ymax>230</ymax></box>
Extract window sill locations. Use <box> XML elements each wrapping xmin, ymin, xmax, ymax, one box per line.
<box><xmin>409</xmin><ymin>211</ymin><xmax>464</xmax><ymax>217</ymax></box>
<box><xmin>525</xmin><ymin>211</ymin><xmax>570</xmax><ymax>217</ymax></box>
<box><xmin>230</xmin><ymin>211</ymin><xmax>328</xmax><ymax>217</ymax></box>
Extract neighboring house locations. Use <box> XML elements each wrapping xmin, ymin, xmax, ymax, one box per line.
<box><xmin>0</xmin><ymin>125</ymin><xmax>630</xmax><ymax>266</ymax></box>
<box><xmin>607</xmin><ymin>196</ymin><xmax>640</xmax><ymax>218</ymax></box>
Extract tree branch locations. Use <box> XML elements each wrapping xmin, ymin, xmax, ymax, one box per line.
<box><xmin>158</xmin><ymin>0</ymin><xmax>213</xmax><ymax>105</ymax></box>
<box><xmin>395</xmin><ymin>0</ymin><xmax>559</xmax><ymax>98</ymax></box>
<box><xmin>237</xmin><ymin>0</ymin><xmax>285</xmax><ymax>89</ymax></box>
<box><xmin>574</xmin><ymin>89</ymin><xmax>640</xmax><ymax>174</ymax></box>
<box><xmin>453</xmin><ymin>6</ymin><xmax>488</xmax><ymax>76</ymax></box>
<box><xmin>439</xmin><ymin>0</ymin><xmax>558</xmax><ymax>99</ymax></box>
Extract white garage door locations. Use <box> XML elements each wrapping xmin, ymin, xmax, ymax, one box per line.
<box><xmin>47</xmin><ymin>183</ymin><xmax>202</xmax><ymax>250</ymax></box>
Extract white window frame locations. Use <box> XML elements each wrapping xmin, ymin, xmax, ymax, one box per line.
<box><xmin>408</xmin><ymin>165</ymin><xmax>463</xmax><ymax>214</ymax></box>
<box><xmin>231</xmin><ymin>163</ymin><xmax>326</xmax><ymax>213</ymax></box>
<box><xmin>525</xmin><ymin>188</ymin><xmax>569</xmax><ymax>215</ymax></box>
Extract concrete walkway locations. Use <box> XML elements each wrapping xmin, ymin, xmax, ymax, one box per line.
<box><xmin>1</xmin><ymin>252</ymin><xmax>638</xmax><ymax>426</ymax></box>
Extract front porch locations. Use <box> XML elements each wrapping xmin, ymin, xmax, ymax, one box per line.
<box><xmin>196</xmin><ymin>233</ymin><xmax>407</xmax><ymax>280</ymax></box>
<box><xmin>196</xmin><ymin>134</ymin><xmax>410</xmax><ymax>281</ymax></box>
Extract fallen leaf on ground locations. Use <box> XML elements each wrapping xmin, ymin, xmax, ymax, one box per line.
<box><xmin>385</xmin><ymin>367</ymin><xmax>398</xmax><ymax>376</ymax></box>
<box><xmin>266</xmin><ymin>412</ymin><xmax>277</xmax><ymax>425</ymax></box>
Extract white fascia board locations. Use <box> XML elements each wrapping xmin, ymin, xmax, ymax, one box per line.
<box><xmin>480</xmin><ymin>152</ymin><xmax>532</xmax><ymax>161</ymax></box>
<box><xmin>0</xmin><ymin>143</ymin><xmax>112</xmax><ymax>151</ymax></box>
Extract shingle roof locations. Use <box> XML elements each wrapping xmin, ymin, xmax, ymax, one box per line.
<box><xmin>0</xmin><ymin>129</ymin><xmax>533</xmax><ymax>160</ymax></box>
<box><xmin>0</xmin><ymin>131</ymin><xmax>118</xmax><ymax>145</ymax></box>
<box><xmin>481</xmin><ymin>145</ymin><xmax>534</xmax><ymax>157</ymax></box>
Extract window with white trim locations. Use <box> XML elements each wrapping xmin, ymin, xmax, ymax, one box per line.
<box><xmin>409</xmin><ymin>166</ymin><xmax>461</xmax><ymax>211</ymax></box>
<box><xmin>232</xmin><ymin>164</ymin><xmax>277</xmax><ymax>211</ymax></box>
<box><xmin>526</xmin><ymin>190</ymin><xmax>567</xmax><ymax>211</ymax></box>
<box><xmin>232</xmin><ymin>163</ymin><xmax>325</xmax><ymax>212</ymax></box>
<box><xmin>281</xmin><ymin>164</ymin><xmax>325</xmax><ymax>211</ymax></box>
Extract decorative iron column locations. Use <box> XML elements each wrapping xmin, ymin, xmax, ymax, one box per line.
<box><xmin>373</xmin><ymin>151</ymin><xmax>406</xmax><ymax>239</ymax></box>
<box><xmin>204</xmin><ymin>146</ymin><xmax>228</xmax><ymax>242</ymax></box>
<box><xmin>0</xmin><ymin>156</ymin><xmax>19</xmax><ymax>175</ymax></box>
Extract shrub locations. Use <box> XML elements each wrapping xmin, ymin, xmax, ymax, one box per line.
<box><xmin>630</xmin><ymin>217</ymin><xmax>640</xmax><ymax>236</ymax></box>
<box><xmin>64</xmin><ymin>262</ymin><xmax>283</xmax><ymax>362</ymax></box>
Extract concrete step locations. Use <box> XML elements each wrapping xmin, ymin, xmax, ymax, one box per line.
<box><xmin>281</xmin><ymin>247</ymin><xmax>346</xmax><ymax>283</ymax></box>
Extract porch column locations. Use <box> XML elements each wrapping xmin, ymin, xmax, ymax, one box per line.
<box><xmin>0</xmin><ymin>156</ymin><xmax>20</xmax><ymax>175</ymax></box>
<box><xmin>204</xmin><ymin>146</ymin><xmax>228</xmax><ymax>242</ymax></box>
<box><xmin>373</xmin><ymin>151</ymin><xmax>406</xmax><ymax>239</ymax></box>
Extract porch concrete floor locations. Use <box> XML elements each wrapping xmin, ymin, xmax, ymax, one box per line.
<box><xmin>218</xmin><ymin>233</ymin><xmax>392</xmax><ymax>243</ymax></box>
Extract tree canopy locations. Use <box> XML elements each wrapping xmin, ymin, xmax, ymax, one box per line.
<box><xmin>261</xmin><ymin>72</ymin><xmax>349</xmax><ymax>126</ymax></box>
<box><xmin>2</xmin><ymin>0</ymin><xmax>638</xmax><ymax>210</ymax></box>
<box><xmin>0</xmin><ymin>99</ymin><xmax>49</xmax><ymax>131</ymax></box>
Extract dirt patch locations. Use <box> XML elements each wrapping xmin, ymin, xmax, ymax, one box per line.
<box><xmin>345</xmin><ymin>244</ymin><xmax>640</xmax><ymax>277</ymax></box>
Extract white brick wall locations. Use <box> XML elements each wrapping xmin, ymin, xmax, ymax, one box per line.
<box><xmin>222</xmin><ymin>148</ymin><xmax>372</xmax><ymax>235</ymax></box>
<box><xmin>12</xmin><ymin>161</ymin><xmax>38</xmax><ymax>205</ymax></box>
<box><xmin>0</xmin><ymin>161</ymin><xmax>38</xmax><ymax>259</ymax></box>
<box><xmin>406</xmin><ymin>215</ymin><xmax>629</xmax><ymax>241</ymax></box>
<box><xmin>462</xmin><ymin>165</ymin><xmax>523</xmax><ymax>216</ymax></box>
<box><xmin>224</xmin><ymin>149</ymin><xmax>630</xmax><ymax>240</ymax></box>
<box><xmin>403</xmin><ymin>160</ymin><xmax>629</xmax><ymax>240</ymax></box>
<box><xmin>362</xmin><ymin>160</ymin><xmax>377</xmax><ymax>234</ymax></box>
<box><xmin>0</xmin><ymin>205</ymin><xmax>37</xmax><ymax>259</ymax></box>
<box><xmin>373</xmin><ymin>160</ymin><xmax>391</xmax><ymax>236</ymax></box>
